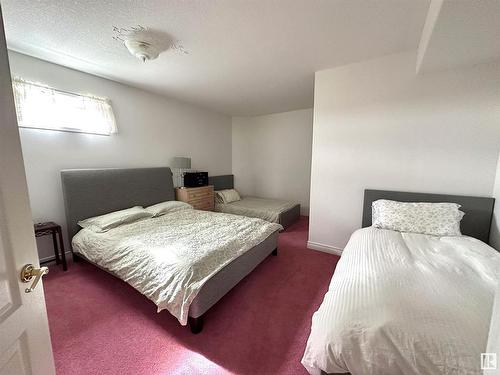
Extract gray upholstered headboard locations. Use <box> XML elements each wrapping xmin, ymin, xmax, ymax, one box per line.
<box><xmin>61</xmin><ymin>167</ymin><xmax>175</xmax><ymax>240</ymax></box>
<box><xmin>209</xmin><ymin>175</ymin><xmax>234</xmax><ymax>190</ymax></box>
<box><xmin>362</xmin><ymin>189</ymin><xmax>495</xmax><ymax>244</ymax></box>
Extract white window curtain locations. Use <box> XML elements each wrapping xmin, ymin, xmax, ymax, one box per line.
<box><xmin>12</xmin><ymin>79</ymin><xmax>117</xmax><ymax>136</ymax></box>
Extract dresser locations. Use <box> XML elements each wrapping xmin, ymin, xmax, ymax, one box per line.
<box><xmin>175</xmin><ymin>185</ymin><xmax>214</xmax><ymax>211</ymax></box>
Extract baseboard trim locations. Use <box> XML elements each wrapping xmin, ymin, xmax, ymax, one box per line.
<box><xmin>39</xmin><ymin>251</ymin><xmax>72</xmax><ymax>264</ymax></box>
<box><xmin>307</xmin><ymin>241</ymin><xmax>343</xmax><ymax>256</ymax></box>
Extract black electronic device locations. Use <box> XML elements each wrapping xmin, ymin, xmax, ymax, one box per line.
<box><xmin>183</xmin><ymin>172</ymin><xmax>208</xmax><ymax>187</ymax></box>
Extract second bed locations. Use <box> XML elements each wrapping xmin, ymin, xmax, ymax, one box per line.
<box><xmin>61</xmin><ymin>167</ymin><xmax>281</xmax><ymax>334</ymax></box>
<box><xmin>302</xmin><ymin>189</ymin><xmax>499</xmax><ymax>375</ymax></box>
<box><xmin>209</xmin><ymin>174</ymin><xmax>301</xmax><ymax>228</ymax></box>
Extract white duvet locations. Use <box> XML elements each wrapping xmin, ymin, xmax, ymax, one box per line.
<box><xmin>302</xmin><ymin>227</ymin><xmax>500</xmax><ymax>375</ymax></box>
<box><xmin>72</xmin><ymin>209</ymin><xmax>282</xmax><ymax>325</ymax></box>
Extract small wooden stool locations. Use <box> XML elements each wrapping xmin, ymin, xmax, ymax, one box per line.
<box><xmin>34</xmin><ymin>222</ymin><xmax>68</xmax><ymax>271</ymax></box>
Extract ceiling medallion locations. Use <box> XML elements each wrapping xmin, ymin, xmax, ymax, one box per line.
<box><xmin>112</xmin><ymin>25</ymin><xmax>187</xmax><ymax>62</ymax></box>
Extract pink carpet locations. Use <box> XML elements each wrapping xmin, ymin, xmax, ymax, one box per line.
<box><xmin>43</xmin><ymin>217</ymin><xmax>339</xmax><ymax>375</ymax></box>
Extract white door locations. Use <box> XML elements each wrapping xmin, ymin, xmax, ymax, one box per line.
<box><xmin>0</xmin><ymin>5</ymin><xmax>56</xmax><ymax>375</ymax></box>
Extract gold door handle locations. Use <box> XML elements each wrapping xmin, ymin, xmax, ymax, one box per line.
<box><xmin>20</xmin><ymin>264</ymin><xmax>49</xmax><ymax>293</ymax></box>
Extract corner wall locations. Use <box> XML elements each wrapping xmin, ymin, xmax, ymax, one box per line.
<box><xmin>309</xmin><ymin>52</ymin><xmax>500</xmax><ymax>252</ymax></box>
<box><xmin>232</xmin><ymin>109</ymin><xmax>313</xmax><ymax>215</ymax></box>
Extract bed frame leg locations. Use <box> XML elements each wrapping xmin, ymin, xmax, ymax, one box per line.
<box><xmin>188</xmin><ymin>316</ymin><xmax>204</xmax><ymax>334</ymax></box>
<box><xmin>72</xmin><ymin>252</ymin><xmax>80</xmax><ymax>262</ymax></box>
<box><xmin>272</xmin><ymin>248</ymin><xmax>278</xmax><ymax>256</ymax></box>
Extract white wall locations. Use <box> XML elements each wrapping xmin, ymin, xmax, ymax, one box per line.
<box><xmin>232</xmin><ymin>109</ymin><xmax>313</xmax><ymax>215</ymax></box>
<box><xmin>8</xmin><ymin>51</ymin><xmax>232</xmax><ymax>261</ymax></box>
<box><xmin>309</xmin><ymin>52</ymin><xmax>500</xmax><ymax>252</ymax></box>
<box><xmin>490</xmin><ymin>151</ymin><xmax>500</xmax><ymax>250</ymax></box>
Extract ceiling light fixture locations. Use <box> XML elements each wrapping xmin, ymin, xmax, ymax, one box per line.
<box><xmin>124</xmin><ymin>39</ymin><xmax>159</xmax><ymax>62</ymax></box>
<box><xmin>113</xmin><ymin>25</ymin><xmax>187</xmax><ymax>63</ymax></box>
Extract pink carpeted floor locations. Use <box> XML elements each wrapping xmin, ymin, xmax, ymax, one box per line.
<box><xmin>43</xmin><ymin>217</ymin><xmax>339</xmax><ymax>375</ymax></box>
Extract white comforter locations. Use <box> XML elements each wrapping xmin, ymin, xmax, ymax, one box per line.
<box><xmin>302</xmin><ymin>227</ymin><xmax>500</xmax><ymax>375</ymax></box>
<box><xmin>72</xmin><ymin>209</ymin><xmax>282</xmax><ymax>325</ymax></box>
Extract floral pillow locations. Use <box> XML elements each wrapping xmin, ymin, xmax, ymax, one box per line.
<box><xmin>372</xmin><ymin>199</ymin><xmax>465</xmax><ymax>236</ymax></box>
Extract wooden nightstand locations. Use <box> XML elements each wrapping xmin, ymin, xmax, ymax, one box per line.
<box><xmin>34</xmin><ymin>222</ymin><xmax>68</xmax><ymax>271</ymax></box>
<box><xmin>175</xmin><ymin>185</ymin><xmax>214</xmax><ymax>211</ymax></box>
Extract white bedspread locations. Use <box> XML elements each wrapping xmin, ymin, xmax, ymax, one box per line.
<box><xmin>301</xmin><ymin>227</ymin><xmax>500</xmax><ymax>375</ymax></box>
<box><xmin>215</xmin><ymin>196</ymin><xmax>297</xmax><ymax>223</ymax></box>
<box><xmin>72</xmin><ymin>209</ymin><xmax>282</xmax><ymax>325</ymax></box>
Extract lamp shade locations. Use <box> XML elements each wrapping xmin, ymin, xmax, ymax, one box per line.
<box><xmin>170</xmin><ymin>157</ymin><xmax>191</xmax><ymax>169</ymax></box>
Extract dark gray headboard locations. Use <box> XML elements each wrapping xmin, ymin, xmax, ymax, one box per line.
<box><xmin>362</xmin><ymin>189</ymin><xmax>495</xmax><ymax>244</ymax></box>
<box><xmin>209</xmin><ymin>175</ymin><xmax>234</xmax><ymax>190</ymax></box>
<box><xmin>61</xmin><ymin>167</ymin><xmax>175</xmax><ymax>240</ymax></box>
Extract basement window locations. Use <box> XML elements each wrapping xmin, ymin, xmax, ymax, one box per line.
<box><xmin>12</xmin><ymin>79</ymin><xmax>117</xmax><ymax>136</ymax></box>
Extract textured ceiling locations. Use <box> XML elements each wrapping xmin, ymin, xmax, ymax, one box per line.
<box><xmin>2</xmin><ymin>0</ymin><xmax>430</xmax><ymax>116</ymax></box>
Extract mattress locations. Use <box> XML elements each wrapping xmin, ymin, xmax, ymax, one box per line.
<box><xmin>302</xmin><ymin>227</ymin><xmax>500</xmax><ymax>375</ymax></box>
<box><xmin>72</xmin><ymin>209</ymin><xmax>282</xmax><ymax>325</ymax></box>
<box><xmin>215</xmin><ymin>196</ymin><xmax>298</xmax><ymax>223</ymax></box>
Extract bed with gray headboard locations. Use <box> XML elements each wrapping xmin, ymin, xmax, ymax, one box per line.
<box><xmin>208</xmin><ymin>174</ymin><xmax>301</xmax><ymax>228</ymax></box>
<box><xmin>310</xmin><ymin>189</ymin><xmax>497</xmax><ymax>375</ymax></box>
<box><xmin>61</xmin><ymin>167</ymin><xmax>280</xmax><ymax>333</ymax></box>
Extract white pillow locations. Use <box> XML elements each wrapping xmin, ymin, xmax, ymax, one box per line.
<box><xmin>215</xmin><ymin>189</ymin><xmax>241</xmax><ymax>204</ymax></box>
<box><xmin>372</xmin><ymin>199</ymin><xmax>465</xmax><ymax>237</ymax></box>
<box><xmin>78</xmin><ymin>206</ymin><xmax>152</xmax><ymax>232</ymax></box>
<box><xmin>145</xmin><ymin>200</ymin><xmax>193</xmax><ymax>217</ymax></box>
